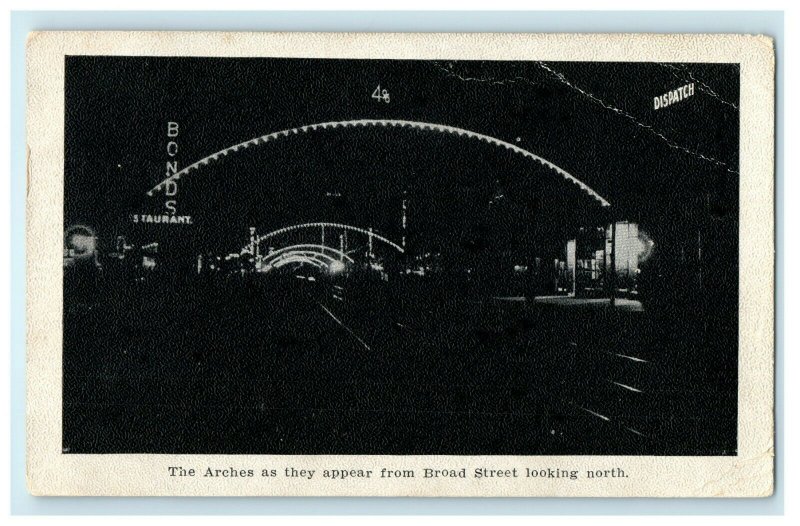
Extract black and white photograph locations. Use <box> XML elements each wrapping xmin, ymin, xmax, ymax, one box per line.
<box><xmin>23</xmin><ymin>30</ymin><xmax>775</xmax><ymax>498</ymax></box>
<box><xmin>61</xmin><ymin>54</ymin><xmax>740</xmax><ymax>457</ymax></box>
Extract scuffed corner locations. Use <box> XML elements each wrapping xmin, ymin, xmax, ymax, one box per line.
<box><xmin>750</xmin><ymin>470</ymin><xmax>775</xmax><ymax>498</ymax></box>
<box><xmin>758</xmin><ymin>482</ymin><xmax>775</xmax><ymax>498</ymax></box>
<box><xmin>742</xmin><ymin>445</ymin><xmax>776</xmax><ymax>498</ymax></box>
<box><xmin>25</xmin><ymin>462</ymin><xmax>45</xmax><ymax>497</ymax></box>
<box><xmin>753</xmin><ymin>34</ymin><xmax>776</xmax><ymax>52</ymax></box>
<box><xmin>756</xmin><ymin>446</ymin><xmax>777</xmax><ymax>498</ymax></box>
<box><xmin>25</xmin><ymin>31</ymin><xmax>44</xmax><ymax>55</ymax></box>
<box><xmin>752</xmin><ymin>34</ymin><xmax>776</xmax><ymax>68</ymax></box>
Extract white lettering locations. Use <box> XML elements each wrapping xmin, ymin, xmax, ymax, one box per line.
<box><xmin>654</xmin><ymin>82</ymin><xmax>695</xmax><ymax>110</ymax></box>
<box><xmin>167</xmin><ymin>121</ymin><xmax>179</xmax><ymax>138</ymax></box>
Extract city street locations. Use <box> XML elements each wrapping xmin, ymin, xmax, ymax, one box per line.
<box><xmin>62</xmin><ymin>275</ymin><xmax>736</xmax><ymax>455</ymax></box>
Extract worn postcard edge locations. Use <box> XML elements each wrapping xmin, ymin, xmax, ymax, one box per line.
<box><xmin>25</xmin><ymin>32</ymin><xmax>775</xmax><ymax>498</ymax></box>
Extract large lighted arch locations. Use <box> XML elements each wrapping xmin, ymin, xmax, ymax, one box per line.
<box><xmin>146</xmin><ymin>119</ymin><xmax>611</xmax><ymax>207</ymax></box>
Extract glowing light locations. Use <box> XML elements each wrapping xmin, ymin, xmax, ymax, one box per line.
<box><xmin>637</xmin><ymin>230</ymin><xmax>655</xmax><ymax>263</ymax></box>
<box><xmin>263</xmin><ymin>244</ymin><xmax>354</xmax><ymax>263</ymax></box>
<box><xmin>329</xmin><ymin>260</ymin><xmax>345</xmax><ymax>273</ymax></box>
<box><xmin>265</xmin><ymin>250</ymin><xmax>338</xmax><ymax>271</ymax></box>
<box><xmin>64</xmin><ymin>225</ymin><xmax>98</xmax><ymax>259</ymax></box>
<box><xmin>142</xmin><ymin>256</ymin><xmax>157</xmax><ymax>270</ymax></box>
<box><xmin>68</xmin><ymin>234</ymin><xmax>96</xmax><ymax>255</ymax></box>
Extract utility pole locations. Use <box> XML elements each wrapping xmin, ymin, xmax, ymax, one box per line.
<box><xmin>610</xmin><ymin>220</ymin><xmax>617</xmax><ymax>307</ymax></box>
<box><xmin>401</xmin><ymin>190</ymin><xmax>408</xmax><ymax>250</ymax></box>
<box><xmin>697</xmin><ymin>228</ymin><xmax>703</xmax><ymax>291</ymax></box>
<box><xmin>602</xmin><ymin>226</ymin><xmax>608</xmax><ymax>297</ymax></box>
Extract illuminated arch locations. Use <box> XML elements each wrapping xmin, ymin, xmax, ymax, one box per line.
<box><xmin>267</xmin><ymin>251</ymin><xmax>337</xmax><ymax>270</ymax></box>
<box><xmin>254</xmin><ymin>223</ymin><xmax>404</xmax><ymax>254</ymax></box>
<box><xmin>259</xmin><ymin>243</ymin><xmax>355</xmax><ymax>263</ymax></box>
<box><xmin>260</xmin><ymin>244</ymin><xmax>354</xmax><ymax>274</ymax></box>
<box><xmin>146</xmin><ymin>119</ymin><xmax>610</xmax><ymax>207</ymax></box>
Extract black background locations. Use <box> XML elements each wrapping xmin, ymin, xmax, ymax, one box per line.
<box><xmin>63</xmin><ymin>56</ymin><xmax>740</xmax><ymax>455</ymax></box>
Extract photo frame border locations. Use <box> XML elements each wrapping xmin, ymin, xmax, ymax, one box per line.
<box><xmin>12</xmin><ymin>10</ymin><xmax>783</xmax><ymax>514</ymax></box>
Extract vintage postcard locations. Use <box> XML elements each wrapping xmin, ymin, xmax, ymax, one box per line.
<box><xmin>26</xmin><ymin>32</ymin><xmax>774</xmax><ymax>497</ymax></box>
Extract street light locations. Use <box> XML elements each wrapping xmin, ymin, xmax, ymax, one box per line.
<box><xmin>329</xmin><ymin>260</ymin><xmax>345</xmax><ymax>274</ymax></box>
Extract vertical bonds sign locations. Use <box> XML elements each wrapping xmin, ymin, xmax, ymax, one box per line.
<box><xmin>131</xmin><ymin>121</ymin><xmax>193</xmax><ymax>225</ymax></box>
<box><xmin>165</xmin><ymin>121</ymin><xmax>179</xmax><ymax>214</ymax></box>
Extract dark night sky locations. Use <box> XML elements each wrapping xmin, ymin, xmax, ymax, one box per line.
<box><xmin>64</xmin><ymin>56</ymin><xmax>739</xmax><ymax>260</ymax></box>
